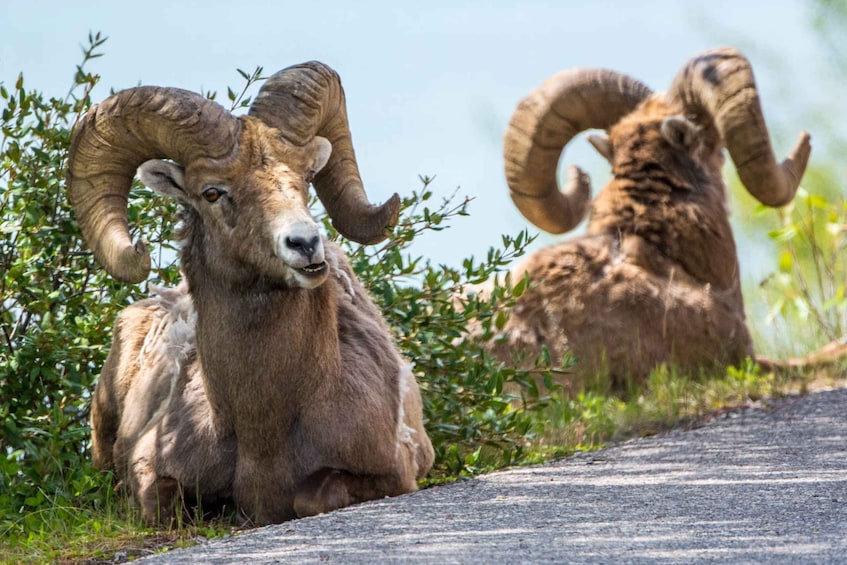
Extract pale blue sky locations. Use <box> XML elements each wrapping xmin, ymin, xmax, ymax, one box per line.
<box><xmin>0</xmin><ymin>1</ymin><xmax>835</xmax><ymax>276</ymax></box>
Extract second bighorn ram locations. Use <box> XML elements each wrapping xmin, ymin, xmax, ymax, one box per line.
<box><xmin>67</xmin><ymin>62</ymin><xmax>434</xmax><ymax>524</ymax></box>
<box><xmin>492</xmin><ymin>47</ymin><xmax>811</xmax><ymax>385</ymax></box>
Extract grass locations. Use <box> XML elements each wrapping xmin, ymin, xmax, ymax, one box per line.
<box><xmin>501</xmin><ymin>357</ymin><xmax>847</xmax><ymax>474</ymax></box>
<box><xmin>6</xmin><ymin>357</ymin><xmax>842</xmax><ymax>564</ymax></box>
<box><xmin>0</xmin><ymin>483</ymin><xmax>235</xmax><ymax>564</ymax></box>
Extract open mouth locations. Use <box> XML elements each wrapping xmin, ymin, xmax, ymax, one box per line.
<box><xmin>299</xmin><ymin>262</ymin><xmax>328</xmax><ymax>276</ymax></box>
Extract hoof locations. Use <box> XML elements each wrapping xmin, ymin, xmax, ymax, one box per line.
<box><xmin>140</xmin><ymin>476</ymin><xmax>180</xmax><ymax>525</ymax></box>
<box><xmin>293</xmin><ymin>468</ymin><xmax>354</xmax><ymax>517</ymax></box>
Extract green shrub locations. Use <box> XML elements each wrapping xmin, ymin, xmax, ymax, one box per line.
<box><xmin>758</xmin><ymin>184</ymin><xmax>847</xmax><ymax>349</ymax></box>
<box><xmin>2</xmin><ymin>33</ymin><xmax>114</xmax><ymax>539</ymax></box>
<box><xmin>0</xmin><ymin>32</ymin><xmax>183</xmax><ymax>543</ymax></box>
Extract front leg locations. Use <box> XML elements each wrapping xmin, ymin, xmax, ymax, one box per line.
<box><xmin>120</xmin><ymin>374</ymin><xmax>236</xmax><ymax>525</ymax></box>
<box><xmin>123</xmin><ymin>428</ymin><xmax>182</xmax><ymax>525</ymax></box>
<box><xmin>292</xmin><ymin>468</ymin><xmax>355</xmax><ymax>517</ymax></box>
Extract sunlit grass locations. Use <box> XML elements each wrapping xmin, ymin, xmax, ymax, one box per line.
<box><xmin>1</xmin><ymin>481</ymin><xmax>234</xmax><ymax>564</ymax></box>
<box><xmin>471</xmin><ymin>356</ymin><xmax>846</xmax><ymax>478</ymax></box>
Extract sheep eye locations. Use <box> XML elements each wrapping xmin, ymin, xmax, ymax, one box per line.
<box><xmin>304</xmin><ymin>170</ymin><xmax>316</xmax><ymax>184</ymax></box>
<box><xmin>202</xmin><ymin>186</ymin><xmax>223</xmax><ymax>203</ymax></box>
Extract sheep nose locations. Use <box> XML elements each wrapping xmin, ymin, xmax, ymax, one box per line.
<box><xmin>285</xmin><ymin>234</ymin><xmax>321</xmax><ymax>261</ymax></box>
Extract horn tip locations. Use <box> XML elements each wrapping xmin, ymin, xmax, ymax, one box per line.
<box><xmin>385</xmin><ymin>192</ymin><xmax>401</xmax><ymax>226</ymax></box>
<box><xmin>794</xmin><ymin>130</ymin><xmax>812</xmax><ymax>165</ymax></box>
<box><xmin>331</xmin><ymin>193</ymin><xmax>402</xmax><ymax>245</ymax></box>
<box><xmin>109</xmin><ymin>239</ymin><xmax>152</xmax><ymax>284</ymax></box>
<box><xmin>368</xmin><ymin>193</ymin><xmax>402</xmax><ymax>244</ymax></box>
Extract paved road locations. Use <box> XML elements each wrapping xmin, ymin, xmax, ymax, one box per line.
<box><xmin>141</xmin><ymin>387</ymin><xmax>847</xmax><ymax>564</ymax></box>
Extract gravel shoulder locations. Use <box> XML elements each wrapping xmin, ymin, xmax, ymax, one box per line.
<box><xmin>140</xmin><ymin>386</ymin><xmax>847</xmax><ymax>564</ymax></box>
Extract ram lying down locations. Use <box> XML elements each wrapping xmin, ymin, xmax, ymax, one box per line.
<box><xmin>484</xmin><ymin>47</ymin><xmax>811</xmax><ymax>387</ymax></box>
<box><xmin>67</xmin><ymin>62</ymin><xmax>434</xmax><ymax>525</ymax></box>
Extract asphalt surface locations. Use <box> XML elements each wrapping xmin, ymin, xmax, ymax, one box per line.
<box><xmin>140</xmin><ymin>386</ymin><xmax>847</xmax><ymax>564</ymax></box>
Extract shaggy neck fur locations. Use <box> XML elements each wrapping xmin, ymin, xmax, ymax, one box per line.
<box><xmin>588</xmin><ymin>112</ymin><xmax>741</xmax><ymax>293</ymax></box>
<box><xmin>178</xmin><ymin>214</ymin><xmax>342</xmax><ymax>446</ymax></box>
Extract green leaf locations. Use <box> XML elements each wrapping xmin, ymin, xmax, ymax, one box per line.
<box><xmin>778</xmin><ymin>250</ymin><xmax>794</xmax><ymax>273</ymax></box>
<box><xmin>768</xmin><ymin>224</ymin><xmax>799</xmax><ymax>242</ymax></box>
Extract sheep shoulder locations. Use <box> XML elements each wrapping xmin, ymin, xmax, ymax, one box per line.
<box><xmin>303</xmin><ymin>241</ymin><xmax>434</xmax><ymax>481</ymax></box>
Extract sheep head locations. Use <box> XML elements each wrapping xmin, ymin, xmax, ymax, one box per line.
<box><xmin>503</xmin><ymin>47</ymin><xmax>811</xmax><ymax>234</ymax></box>
<box><xmin>67</xmin><ymin>61</ymin><xmax>399</xmax><ymax>284</ymax></box>
<box><xmin>137</xmin><ymin>120</ymin><xmax>333</xmax><ymax>289</ymax></box>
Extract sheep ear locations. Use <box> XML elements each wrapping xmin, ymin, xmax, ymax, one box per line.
<box><xmin>661</xmin><ymin>115</ymin><xmax>700</xmax><ymax>151</ymax></box>
<box><xmin>312</xmin><ymin>136</ymin><xmax>332</xmax><ymax>174</ymax></box>
<box><xmin>138</xmin><ymin>160</ymin><xmax>189</xmax><ymax>202</ymax></box>
<box><xmin>588</xmin><ymin>133</ymin><xmax>614</xmax><ymax>164</ymax></box>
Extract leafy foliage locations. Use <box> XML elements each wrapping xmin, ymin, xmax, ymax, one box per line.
<box><xmin>759</xmin><ymin>185</ymin><xmax>847</xmax><ymax>345</ymax></box>
<box><xmin>743</xmin><ymin>0</ymin><xmax>847</xmax><ymax>351</ymax></box>
<box><xmin>1</xmin><ymin>33</ymin><xmax>114</xmax><ymax>540</ymax></box>
<box><xmin>0</xmin><ymin>33</ymin><xmax>182</xmax><ymax>544</ymax></box>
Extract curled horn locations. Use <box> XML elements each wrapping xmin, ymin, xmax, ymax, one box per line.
<box><xmin>248</xmin><ymin>61</ymin><xmax>399</xmax><ymax>244</ymax></box>
<box><xmin>667</xmin><ymin>46</ymin><xmax>811</xmax><ymax>207</ymax></box>
<box><xmin>66</xmin><ymin>88</ymin><xmax>241</xmax><ymax>283</ymax></box>
<box><xmin>504</xmin><ymin>69</ymin><xmax>652</xmax><ymax>233</ymax></box>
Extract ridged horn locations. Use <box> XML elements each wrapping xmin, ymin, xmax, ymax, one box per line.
<box><xmin>249</xmin><ymin>61</ymin><xmax>399</xmax><ymax>244</ymax></box>
<box><xmin>66</xmin><ymin>87</ymin><xmax>241</xmax><ymax>283</ymax></box>
<box><xmin>667</xmin><ymin>46</ymin><xmax>811</xmax><ymax>207</ymax></box>
<box><xmin>504</xmin><ymin>69</ymin><xmax>652</xmax><ymax>233</ymax></box>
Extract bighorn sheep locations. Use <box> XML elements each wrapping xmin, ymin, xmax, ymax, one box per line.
<box><xmin>491</xmin><ymin>47</ymin><xmax>811</xmax><ymax>385</ymax></box>
<box><xmin>67</xmin><ymin>62</ymin><xmax>434</xmax><ymax>525</ymax></box>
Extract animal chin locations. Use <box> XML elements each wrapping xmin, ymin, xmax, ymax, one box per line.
<box><xmin>283</xmin><ymin>262</ymin><xmax>329</xmax><ymax>290</ymax></box>
<box><xmin>299</xmin><ymin>262</ymin><xmax>328</xmax><ymax>277</ymax></box>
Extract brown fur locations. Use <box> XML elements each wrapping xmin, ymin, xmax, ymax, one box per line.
<box><xmin>487</xmin><ymin>95</ymin><xmax>754</xmax><ymax>386</ymax></box>
<box><xmin>90</xmin><ymin>117</ymin><xmax>434</xmax><ymax>525</ymax></box>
